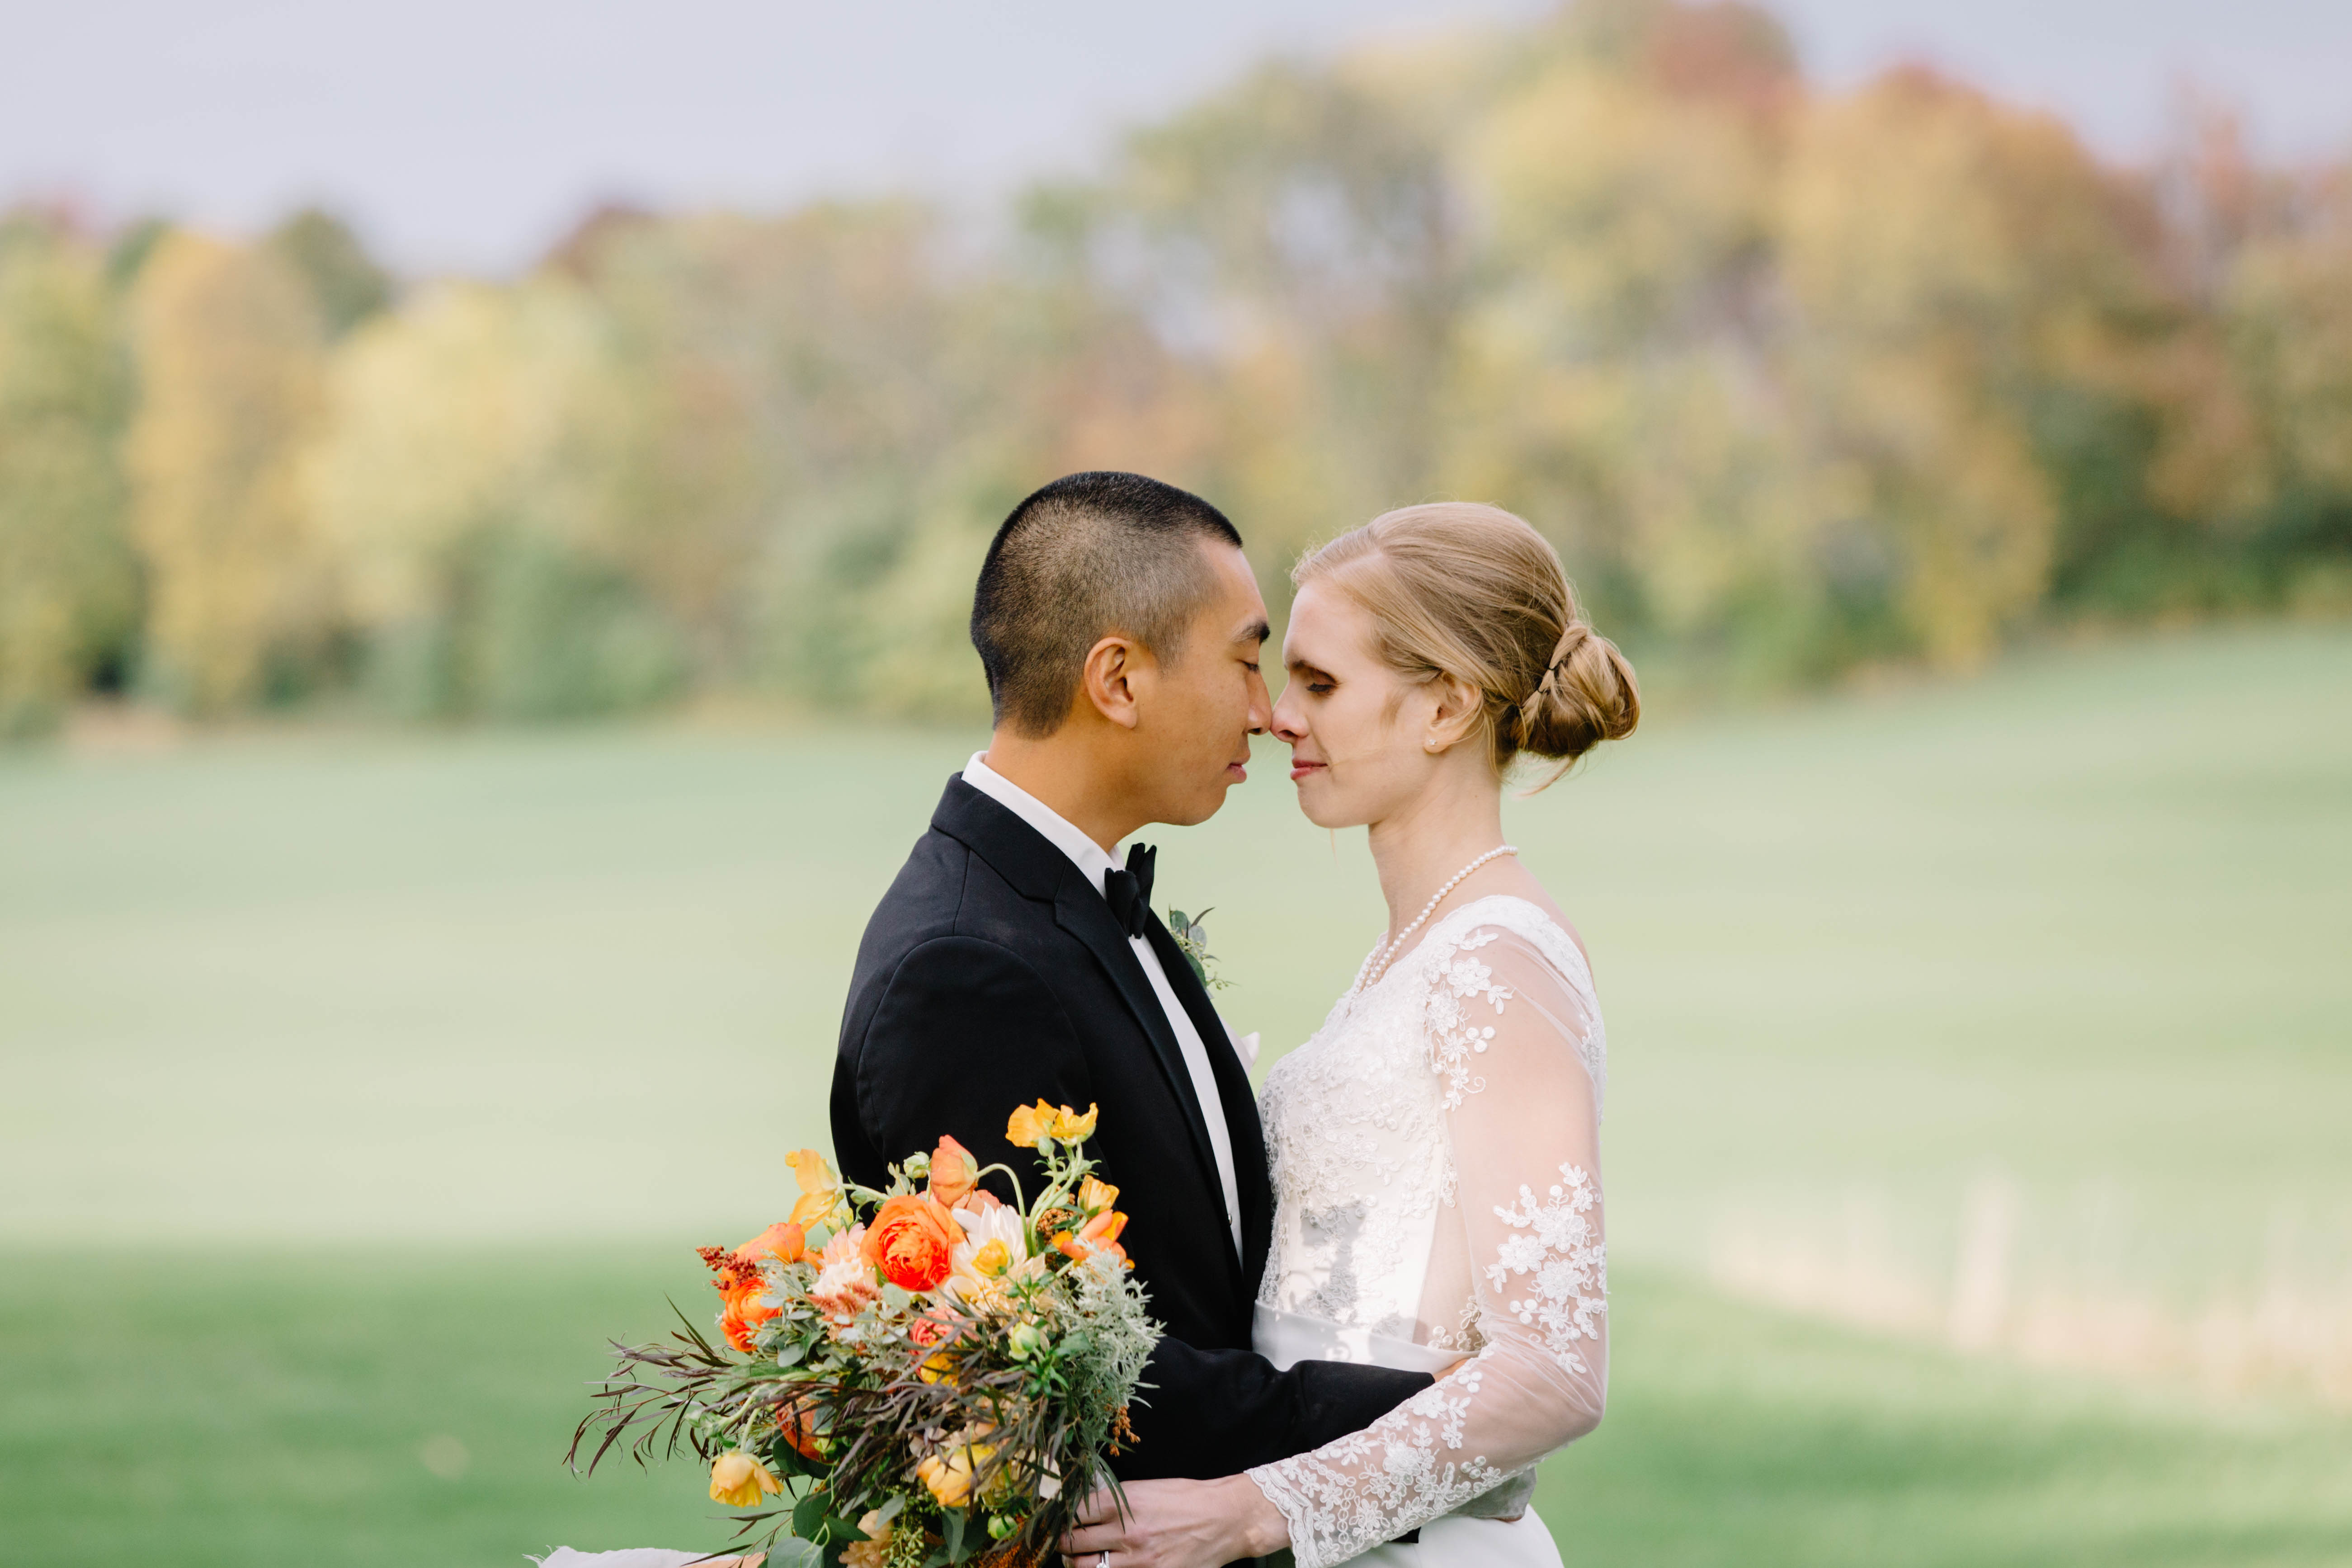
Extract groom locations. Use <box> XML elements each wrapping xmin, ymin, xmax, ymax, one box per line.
<box><xmin>830</xmin><ymin>471</ymin><xmax>1429</xmax><ymax>1487</ymax></box>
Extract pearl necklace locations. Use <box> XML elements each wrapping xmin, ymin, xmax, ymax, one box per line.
<box><xmin>1349</xmin><ymin>844</ymin><xmax>1520</xmax><ymax>995</ymax></box>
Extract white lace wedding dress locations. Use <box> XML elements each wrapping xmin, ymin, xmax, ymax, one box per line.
<box><xmin>1244</xmin><ymin>895</ymin><xmax>1608</xmax><ymax>1568</ymax></box>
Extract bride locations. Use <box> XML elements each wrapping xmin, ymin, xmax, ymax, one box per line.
<box><xmin>1063</xmin><ymin>502</ymin><xmax>1639</xmax><ymax>1568</ymax></box>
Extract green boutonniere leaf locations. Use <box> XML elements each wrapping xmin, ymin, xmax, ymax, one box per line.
<box><xmin>1166</xmin><ymin>906</ymin><xmax>1231</xmax><ymax>989</ymax></box>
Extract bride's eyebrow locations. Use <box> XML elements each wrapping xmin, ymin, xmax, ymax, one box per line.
<box><xmin>1286</xmin><ymin>656</ymin><xmax>1333</xmax><ymax>679</ymax></box>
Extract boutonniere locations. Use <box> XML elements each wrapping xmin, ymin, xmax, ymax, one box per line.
<box><xmin>1166</xmin><ymin>906</ymin><xmax>1231</xmax><ymax>990</ymax></box>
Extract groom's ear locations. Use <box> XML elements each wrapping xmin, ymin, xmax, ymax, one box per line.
<box><xmin>1078</xmin><ymin>633</ymin><xmax>1147</xmax><ymax>731</ymax></box>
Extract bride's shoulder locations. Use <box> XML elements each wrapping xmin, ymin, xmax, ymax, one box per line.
<box><xmin>1420</xmin><ymin>893</ymin><xmax>1590</xmax><ymax>968</ymax></box>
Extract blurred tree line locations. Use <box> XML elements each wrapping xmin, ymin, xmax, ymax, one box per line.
<box><xmin>3</xmin><ymin>0</ymin><xmax>2348</xmax><ymax>734</ymax></box>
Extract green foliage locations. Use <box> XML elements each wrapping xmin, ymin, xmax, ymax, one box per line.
<box><xmin>2</xmin><ymin>0</ymin><xmax>2350</xmax><ymax>731</ymax></box>
<box><xmin>266</xmin><ymin>208</ymin><xmax>394</xmax><ymax>340</ymax></box>
<box><xmin>0</xmin><ymin>215</ymin><xmax>137</xmax><ymax>734</ymax></box>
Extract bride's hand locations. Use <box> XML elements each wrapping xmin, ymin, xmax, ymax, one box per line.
<box><xmin>1059</xmin><ymin>1475</ymin><xmax>1289</xmax><ymax>1568</ymax></box>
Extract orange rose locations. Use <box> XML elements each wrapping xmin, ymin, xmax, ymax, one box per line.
<box><xmin>735</xmin><ymin>1221</ymin><xmax>806</xmax><ymax>1266</ymax></box>
<box><xmin>862</xmin><ymin>1194</ymin><xmax>963</xmax><ymax>1292</ymax></box>
<box><xmin>928</xmin><ymin>1135</ymin><xmax>977</xmax><ymax>1207</ymax></box>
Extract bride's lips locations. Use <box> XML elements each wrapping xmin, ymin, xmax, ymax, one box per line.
<box><xmin>1289</xmin><ymin>760</ymin><xmax>1326</xmax><ymax>783</ymax></box>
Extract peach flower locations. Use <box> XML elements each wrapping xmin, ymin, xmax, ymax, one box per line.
<box><xmin>810</xmin><ymin>1223</ymin><xmax>879</xmax><ymax>1322</ymax></box>
<box><xmin>709</xmin><ymin>1450</ymin><xmax>781</xmax><ymax>1507</ymax></box>
<box><xmin>735</xmin><ymin>1221</ymin><xmax>806</xmax><ymax>1266</ymax></box>
<box><xmin>928</xmin><ymin>1134</ymin><xmax>978</xmax><ymax>1206</ymax></box>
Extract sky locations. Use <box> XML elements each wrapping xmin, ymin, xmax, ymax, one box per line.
<box><xmin>4</xmin><ymin>0</ymin><xmax>2348</xmax><ymax>274</ymax></box>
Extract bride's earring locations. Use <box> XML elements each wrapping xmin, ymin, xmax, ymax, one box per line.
<box><xmin>1424</xmin><ymin>739</ymin><xmax>1441</xmax><ymax>753</ymax></box>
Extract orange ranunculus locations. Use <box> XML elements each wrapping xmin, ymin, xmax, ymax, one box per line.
<box><xmin>787</xmin><ymin>1148</ymin><xmax>843</xmax><ymax>1231</ymax></box>
<box><xmin>735</xmin><ymin>1220</ymin><xmax>806</xmax><ymax>1266</ymax></box>
<box><xmin>710</xmin><ymin>1450</ymin><xmax>781</xmax><ymax>1507</ymax></box>
<box><xmin>1078</xmin><ymin>1175</ymin><xmax>1119</xmax><ymax>1214</ymax></box>
<box><xmin>1054</xmin><ymin>1207</ymin><xmax>1129</xmax><ymax>1268</ymax></box>
<box><xmin>862</xmin><ymin>1194</ymin><xmax>963</xmax><ymax>1292</ymax></box>
<box><xmin>720</xmin><ymin>1276</ymin><xmax>780</xmax><ymax>1352</ymax></box>
<box><xmin>929</xmin><ymin>1134</ymin><xmax>977</xmax><ymax>1206</ymax></box>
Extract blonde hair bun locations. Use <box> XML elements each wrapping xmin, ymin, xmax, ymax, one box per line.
<box><xmin>1294</xmin><ymin>502</ymin><xmax>1639</xmax><ymax>783</ymax></box>
<box><xmin>1516</xmin><ymin>620</ymin><xmax>1640</xmax><ymax>763</ymax></box>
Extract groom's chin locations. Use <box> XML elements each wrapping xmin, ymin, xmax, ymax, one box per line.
<box><xmin>1161</xmin><ymin>777</ymin><xmax>1240</xmax><ymax>827</ymax></box>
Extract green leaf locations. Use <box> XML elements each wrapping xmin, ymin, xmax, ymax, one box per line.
<box><xmin>941</xmin><ymin>1505</ymin><xmax>969</xmax><ymax>1562</ymax></box>
<box><xmin>792</xmin><ymin>1486</ymin><xmax>831</xmax><ymax>1540</ymax></box>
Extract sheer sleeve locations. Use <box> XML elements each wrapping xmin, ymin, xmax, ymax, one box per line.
<box><xmin>1244</xmin><ymin>926</ymin><xmax>1607</xmax><ymax>1567</ymax></box>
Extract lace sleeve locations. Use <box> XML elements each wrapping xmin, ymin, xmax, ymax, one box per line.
<box><xmin>1245</xmin><ymin>927</ymin><xmax>1607</xmax><ymax>1567</ymax></box>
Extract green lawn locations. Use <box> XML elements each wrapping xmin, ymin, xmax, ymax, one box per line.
<box><xmin>2</xmin><ymin>621</ymin><xmax>2348</xmax><ymax>1563</ymax></box>
<box><xmin>1</xmin><ymin>1252</ymin><xmax>2345</xmax><ymax>1567</ymax></box>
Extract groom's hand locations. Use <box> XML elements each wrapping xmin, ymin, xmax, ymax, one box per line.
<box><xmin>1060</xmin><ymin>1476</ymin><xmax>1288</xmax><ymax>1568</ymax></box>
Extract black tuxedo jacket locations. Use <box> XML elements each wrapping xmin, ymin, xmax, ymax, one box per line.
<box><xmin>831</xmin><ymin>775</ymin><xmax>1429</xmax><ymax>1480</ymax></box>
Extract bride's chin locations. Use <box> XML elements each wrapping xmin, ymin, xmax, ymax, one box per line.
<box><xmin>1294</xmin><ymin>792</ymin><xmax>1360</xmax><ymax>832</ymax></box>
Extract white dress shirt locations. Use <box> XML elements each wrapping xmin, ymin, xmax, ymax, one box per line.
<box><xmin>962</xmin><ymin>752</ymin><xmax>1244</xmax><ymax>1263</ymax></box>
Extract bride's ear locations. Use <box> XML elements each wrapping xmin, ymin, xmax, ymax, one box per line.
<box><xmin>1423</xmin><ymin>672</ymin><xmax>1485</xmax><ymax>753</ymax></box>
<box><xmin>1080</xmin><ymin>635</ymin><xmax>1145</xmax><ymax>730</ymax></box>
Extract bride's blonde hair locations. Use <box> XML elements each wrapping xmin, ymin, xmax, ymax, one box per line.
<box><xmin>1292</xmin><ymin>502</ymin><xmax>1639</xmax><ymax>785</ymax></box>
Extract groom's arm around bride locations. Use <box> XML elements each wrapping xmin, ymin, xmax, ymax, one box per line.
<box><xmin>830</xmin><ymin>474</ymin><xmax>1430</xmax><ymax>1486</ymax></box>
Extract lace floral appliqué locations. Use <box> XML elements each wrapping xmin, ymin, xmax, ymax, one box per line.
<box><xmin>1250</xmin><ymin>901</ymin><xmax>1609</xmax><ymax>1568</ymax></box>
<box><xmin>1425</xmin><ymin>932</ymin><xmax>1513</xmax><ymax>1111</ymax></box>
<box><xmin>1246</xmin><ymin>1368</ymin><xmax>1506</xmax><ymax>1568</ymax></box>
<box><xmin>1486</xmin><ymin>1163</ymin><xmax>1607</xmax><ymax>1373</ymax></box>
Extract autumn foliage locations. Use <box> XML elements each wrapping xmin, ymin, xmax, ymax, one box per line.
<box><xmin>2</xmin><ymin>0</ymin><xmax>2347</xmax><ymax>735</ymax></box>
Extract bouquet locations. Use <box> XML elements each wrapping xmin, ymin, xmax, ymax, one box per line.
<box><xmin>569</xmin><ymin>1101</ymin><xmax>1159</xmax><ymax>1568</ymax></box>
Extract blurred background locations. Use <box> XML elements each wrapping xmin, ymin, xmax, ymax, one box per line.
<box><xmin>1</xmin><ymin>0</ymin><xmax>2348</xmax><ymax>1563</ymax></box>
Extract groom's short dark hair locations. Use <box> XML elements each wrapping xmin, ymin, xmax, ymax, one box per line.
<box><xmin>972</xmin><ymin>472</ymin><xmax>1244</xmax><ymax>736</ymax></box>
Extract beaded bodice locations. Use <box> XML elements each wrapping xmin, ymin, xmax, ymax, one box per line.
<box><xmin>1246</xmin><ymin>894</ymin><xmax>1610</xmax><ymax>1568</ymax></box>
<box><xmin>1257</xmin><ymin>895</ymin><xmax>1604</xmax><ymax>1345</ymax></box>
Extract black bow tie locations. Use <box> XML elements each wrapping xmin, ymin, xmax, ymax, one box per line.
<box><xmin>1103</xmin><ymin>842</ymin><xmax>1157</xmax><ymax>938</ymax></box>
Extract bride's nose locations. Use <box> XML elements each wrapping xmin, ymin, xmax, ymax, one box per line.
<box><xmin>1269</xmin><ymin>692</ymin><xmax>1306</xmax><ymax>745</ymax></box>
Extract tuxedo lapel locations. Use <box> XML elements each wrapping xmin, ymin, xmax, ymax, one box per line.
<box><xmin>1145</xmin><ymin>917</ymin><xmax>1273</xmax><ymax>1286</ymax></box>
<box><xmin>933</xmin><ymin>777</ymin><xmax>1237</xmax><ymax>1275</ymax></box>
<box><xmin>1054</xmin><ymin>888</ymin><xmax>1234</xmax><ymax>1269</ymax></box>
